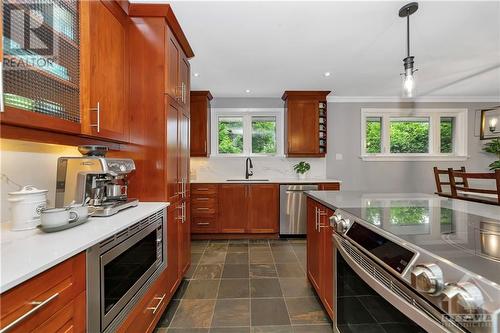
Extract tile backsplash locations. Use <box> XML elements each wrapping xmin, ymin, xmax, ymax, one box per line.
<box><xmin>190</xmin><ymin>156</ymin><xmax>326</xmax><ymax>180</ymax></box>
<box><xmin>0</xmin><ymin>139</ymin><xmax>80</xmax><ymax>223</ymax></box>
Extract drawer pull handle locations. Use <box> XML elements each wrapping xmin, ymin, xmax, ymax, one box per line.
<box><xmin>197</xmin><ymin>188</ymin><xmax>209</xmax><ymax>191</ymax></box>
<box><xmin>195</xmin><ymin>198</ymin><xmax>209</xmax><ymax>201</ymax></box>
<box><xmin>0</xmin><ymin>293</ymin><xmax>59</xmax><ymax>333</ymax></box>
<box><xmin>197</xmin><ymin>222</ymin><xmax>210</xmax><ymax>226</ymax></box>
<box><xmin>146</xmin><ymin>294</ymin><xmax>166</xmax><ymax>314</ymax></box>
<box><xmin>196</xmin><ymin>208</ymin><xmax>210</xmax><ymax>211</ymax></box>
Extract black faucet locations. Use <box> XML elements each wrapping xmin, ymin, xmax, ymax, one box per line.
<box><xmin>245</xmin><ymin>157</ymin><xmax>254</xmax><ymax>179</ymax></box>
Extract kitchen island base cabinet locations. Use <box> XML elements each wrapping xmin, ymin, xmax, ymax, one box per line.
<box><xmin>306</xmin><ymin>197</ymin><xmax>334</xmax><ymax>320</ymax></box>
<box><xmin>0</xmin><ymin>253</ymin><xmax>86</xmax><ymax>333</ymax></box>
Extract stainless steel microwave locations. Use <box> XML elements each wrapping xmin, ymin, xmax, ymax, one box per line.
<box><xmin>87</xmin><ymin>209</ymin><xmax>166</xmax><ymax>333</ymax></box>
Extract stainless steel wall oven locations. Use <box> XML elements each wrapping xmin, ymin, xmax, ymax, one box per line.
<box><xmin>87</xmin><ymin>209</ymin><xmax>166</xmax><ymax>333</ymax></box>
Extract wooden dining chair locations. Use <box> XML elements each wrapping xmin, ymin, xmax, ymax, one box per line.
<box><xmin>448</xmin><ymin>169</ymin><xmax>500</xmax><ymax>205</ymax></box>
<box><xmin>433</xmin><ymin>166</ymin><xmax>468</xmax><ymax>198</ymax></box>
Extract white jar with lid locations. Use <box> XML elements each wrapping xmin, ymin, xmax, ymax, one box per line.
<box><xmin>8</xmin><ymin>185</ymin><xmax>48</xmax><ymax>231</ymax></box>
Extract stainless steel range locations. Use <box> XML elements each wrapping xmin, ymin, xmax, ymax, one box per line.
<box><xmin>321</xmin><ymin>192</ymin><xmax>500</xmax><ymax>333</ymax></box>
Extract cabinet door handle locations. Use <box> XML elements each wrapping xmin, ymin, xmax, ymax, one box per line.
<box><xmin>90</xmin><ymin>102</ymin><xmax>100</xmax><ymax>133</ymax></box>
<box><xmin>314</xmin><ymin>207</ymin><xmax>318</xmax><ymax>231</ymax></box>
<box><xmin>182</xmin><ymin>82</ymin><xmax>186</xmax><ymax>103</ymax></box>
<box><xmin>317</xmin><ymin>210</ymin><xmax>328</xmax><ymax>231</ymax></box>
<box><xmin>0</xmin><ymin>293</ymin><xmax>59</xmax><ymax>333</ymax></box>
<box><xmin>146</xmin><ymin>294</ymin><xmax>166</xmax><ymax>314</ymax></box>
<box><xmin>182</xmin><ymin>202</ymin><xmax>186</xmax><ymax>223</ymax></box>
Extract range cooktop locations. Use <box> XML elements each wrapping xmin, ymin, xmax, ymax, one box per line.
<box><xmin>309</xmin><ymin>191</ymin><xmax>500</xmax><ymax>283</ymax></box>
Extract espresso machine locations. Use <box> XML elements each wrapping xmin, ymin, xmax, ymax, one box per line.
<box><xmin>55</xmin><ymin>146</ymin><xmax>138</xmax><ymax>216</ymax></box>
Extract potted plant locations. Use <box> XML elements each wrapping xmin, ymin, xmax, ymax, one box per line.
<box><xmin>293</xmin><ymin>161</ymin><xmax>311</xmax><ymax>180</ymax></box>
<box><xmin>483</xmin><ymin>138</ymin><xmax>500</xmax><ymax>170</ymax></box>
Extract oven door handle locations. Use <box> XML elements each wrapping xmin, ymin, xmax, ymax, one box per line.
<box><xmin>333</xmin><ymin>234</ymin><xmax>462</xmax><ymax>333</ymax></box>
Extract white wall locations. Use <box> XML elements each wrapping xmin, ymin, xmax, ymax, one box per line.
<box><xmin>326</xmin><ymin>101</ymin><xmax>498</xmax><ymax>193</ymax></box>
<box><xmin>0</xmin><ymin>139</ymin><xmax>80</xmax><ymax>222</ymax></box>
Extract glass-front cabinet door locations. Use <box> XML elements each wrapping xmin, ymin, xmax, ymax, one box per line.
<box><xmin>1</xmin><ymin>0</ymin><xmax>81</xmax><ymax>133</ymax></box>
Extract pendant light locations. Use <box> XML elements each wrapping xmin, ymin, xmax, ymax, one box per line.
<box><xmin>399</xmin><ymin>2</ymin><xmax>419</xmax><ymax>98</ymax></box>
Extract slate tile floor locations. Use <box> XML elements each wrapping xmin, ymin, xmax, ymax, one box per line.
<box><xmin>155</xmin><ymin>239</ymin><xmax>332</xmax><ymax>333</ymax></box>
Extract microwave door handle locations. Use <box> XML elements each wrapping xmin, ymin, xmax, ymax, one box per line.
<box><xmin>333</xmin><ymin>235</ymin><xmax>451</xmax><ymax>333</ymax></box>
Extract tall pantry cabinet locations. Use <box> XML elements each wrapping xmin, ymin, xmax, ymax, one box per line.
<box><xmin>122</xmin><ymin>4</ymin><xmax>193</xmax><ymax>330</ymax></box>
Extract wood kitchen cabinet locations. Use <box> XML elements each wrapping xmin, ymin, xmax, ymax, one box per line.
<box><xmin>307</xmin><ymin>198</ymin><xmax>322</xmax><ymax>291</ymax></box>
<box><xmin>218</xmin><ymin>184</ymin><xmax>279</xmax><ymax>234</ymax></box>
<box><xmin>219</xmin><ymin>184</ymin><xmax>248</xmax><ymax>233</ymax></box>
<box><xmin>306</xmin><ymin>197</ymin><xmax>334</xmax><ymax>320</ymax></box>
<box><xmin>81</xmin><ymin>0</ymin><xmax>130</xmax><ymax>142</ymax></box>
<box><xmin>190</xmin><ymin>91</ymin><xmax>213</xmax><ymax>157</ymax></box>
<box><xmin>0</xmin><ymin>253</ymin><xmax>86</xmax><ymax>333</ymax></box>
<box><xmin>117</xmin><ymin>3</ymin><xmax>194</xmax><ymax>332</ymax></box>
<box><xmin>0</xmin><ymin>0</ymin><xmax>82</xmax><ymax>134</ymax></box>
<box><xmin>166</xmin><ymin>26</ymin><xmax>191</xmax><ymax>108</ymax></box>
<box><xmin>282</xmin><ymin>91</ymin><xmax>330</xmax><ymax>157</ymax></box>
<box><xmin>191</xmin><ymin>184</ymin><xmax>219</xmax><ymax>233</ymax></box>
<box><xmin>247</xmin><ymin>184</ymin><xmax>280</xmax><ymax>233</ymax></box>
<box><xmin>1</xmin><ymin>1</ymin><xmax>130</xmax><ymax>142</ymax></box>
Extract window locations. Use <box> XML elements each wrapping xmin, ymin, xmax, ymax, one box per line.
<box><xmin>361</xmin><ymin>109</ymin><xmax>467</xmax><ymax>161</ymax></box>
<box><xmin>212</xmin><ymin>109</ymin><xmax>283</xmax><ymax>156</ymax></box>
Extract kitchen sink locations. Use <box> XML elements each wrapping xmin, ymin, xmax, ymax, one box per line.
<box><xmin>226</xmin><ymin>179</ymin><xmax>270</xmax><ymax>182</ymax></box>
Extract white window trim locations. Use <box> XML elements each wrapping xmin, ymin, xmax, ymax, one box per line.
<box><xmin>210</xmin><ymin>108</ymin><xmax>284</xmax><ymax>157</ymax></box>
<box><xmin>360</xmin><ymin>108</ymin><xmax>468</xmax><ymax>161</ymax></box>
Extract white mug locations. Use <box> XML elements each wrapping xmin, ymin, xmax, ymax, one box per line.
<box><xmin>68</xmin><ymin>205</ymin><xmax>94</xmax><ymax>221</ymax></box>
<box><xmin>41</xmin><ymin>208</ymin><xmax>78</xmax><ymax>228</ymax></box>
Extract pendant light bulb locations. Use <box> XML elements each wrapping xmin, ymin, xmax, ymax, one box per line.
<box><xmin>402</xmin><ymin>74</ymin><xmax>415</xmax><ymax>98</ymax></box>
<box><xmin>402</xmin><ymin>66</ymin><xmax>416</xmax><ymax>98</ymax></box>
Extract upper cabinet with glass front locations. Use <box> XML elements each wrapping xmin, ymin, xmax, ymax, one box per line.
<box><xmin>1</xmin><ymin>0</ymin><xmax>130</xmax><ymax>142</ymax></box>
<box><xmin>1</xmin><ymin>0</ymin><xmax>81</xmax><ymax>133</ymax></box>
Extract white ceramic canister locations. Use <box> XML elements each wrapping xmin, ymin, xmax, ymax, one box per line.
<box><xmin>8</xmin><ymin>185</ymin><xmax>48</xmax><ymax>231</ymax></box>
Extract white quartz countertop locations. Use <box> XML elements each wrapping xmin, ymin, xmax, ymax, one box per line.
<box><xmin>0</xmin><ymin>202</ymin><xmax>169</xmax><ymax>293</ymax></box>
<box><xmin>190</xmin><ymin>178</ymin><xmax>342</xmax><ymax>184</ymax></box>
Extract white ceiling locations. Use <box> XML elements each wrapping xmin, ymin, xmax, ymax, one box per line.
<box><xmin>137</xmin><ymin>1</ymin><xmax>500</xmax><ymax>99</ymax></box>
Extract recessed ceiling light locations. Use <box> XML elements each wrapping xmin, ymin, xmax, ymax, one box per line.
<box><xmin>245</xmin><ymin>89</ymin><xmax>251</xmax><ymax>93</ymax></box>
<box><xmin>193</xmin><ymin>73</ymin><xmax>200</xmax><ymax>77</ymax></box>
<box><xmin>324</xmin><ymin>72</ymin><xmax>331</xmax><ymax>77</ymax></box>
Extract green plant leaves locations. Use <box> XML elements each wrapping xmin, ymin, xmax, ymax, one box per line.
<box><xmin>293</xmin><ymin>161</ymin><xmax>311</xmax><ymax>174</ymax></box>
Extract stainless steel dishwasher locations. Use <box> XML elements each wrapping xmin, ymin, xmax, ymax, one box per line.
<box><xmin>279</xmin><ymin>184</ymin><xmax>318</xmax><ymax>236</ymax></box>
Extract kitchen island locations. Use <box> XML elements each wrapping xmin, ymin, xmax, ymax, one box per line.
<box><xmin>304</xmin><ymin>191</ymin><xmax>500</xmax><ymax>333</ymax></box>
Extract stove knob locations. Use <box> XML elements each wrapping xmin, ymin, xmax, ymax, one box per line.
<box><xmin>410</xmin><ymin>264</ymin><xmax>444</xmax><ymax>295</ymax></box>
<box><xmin>331</xmin><ymin>214</ymin><xmax>342</xmax><ymax>223</ymax></box>
<box><xmin>337</xmin><ymin>218</ymin><xmax>350</xmax><ymax>234</ymax></box>
<box><xmin>442</xmin><ymin>282</ymin><xmax>484</xmax><ymax>316</ymax></box>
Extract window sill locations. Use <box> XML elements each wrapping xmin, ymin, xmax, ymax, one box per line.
<box><xmin>360</xmin><ymin>154</ymin><xmax>469</xmax><ymax>162</ymax></box>
<box><xmin>210</xmin><ymin>154</ymin><xmax>286</xmax><ymax>158</ymax></box>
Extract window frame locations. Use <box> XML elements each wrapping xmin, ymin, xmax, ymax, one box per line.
<box><xmin>360</xmin><ymin>108</ymin><xmax>468</xmax><ymax>161</ymax></box>
<box><xmin>211</xmin><ymin>108</ymin><xmax>284</xmax><ymax>157</ymax></box>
